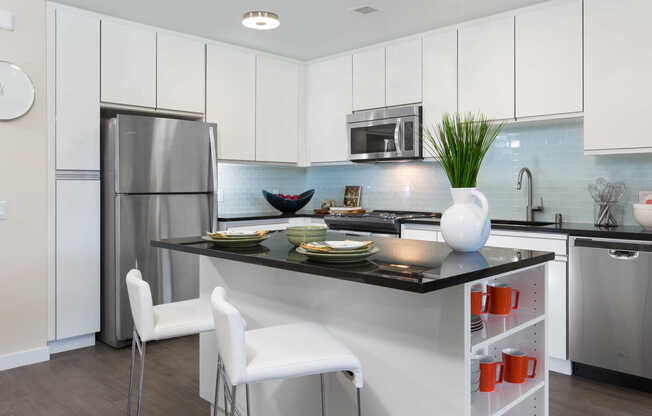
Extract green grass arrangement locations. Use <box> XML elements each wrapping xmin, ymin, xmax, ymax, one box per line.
<box><xmin>424</xmin><ymin>113</ymin><xmax>503</xmax><ymax>188</ymax></box>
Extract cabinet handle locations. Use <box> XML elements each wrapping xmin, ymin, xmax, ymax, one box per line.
<box><xmin>608</xmin><ymin>249</ymin><xmax>639</xmax><ymax>260</ymax></box>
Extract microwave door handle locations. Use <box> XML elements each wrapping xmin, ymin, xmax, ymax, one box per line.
<box><xmin>394</xmin><ymin>118</ymin><xmax>402</xmax><ymax>155</ymax></box>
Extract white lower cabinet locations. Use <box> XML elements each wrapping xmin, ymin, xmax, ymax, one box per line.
<box><xmin>222</xmin><ymin>217</ymin><xmax>325</xmax><ymax>233</ymax></box>
<box><xmin>55</xmin><ymin>180</ymin><xmax>101</xmax><ymax>340</ymax></box>
<box><xmin>402</xmin><ymin>224</ymin><xmax>568</xmax><ymax>363</ymax></box>
<box><xmin>400</xmin><ymin>226</ymin><xmax>440</xmax><ymax>242</ymax></box>
<box><xmin>547</xmin><ymin>259</ymin><xmax>567</xmax><ymax>361</ymax></box>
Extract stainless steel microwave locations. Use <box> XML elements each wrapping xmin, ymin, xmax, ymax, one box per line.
<box><xmin>347</xmin><ymin>105</ymin><xmax>422</xmax><ymax>162</ymax></box>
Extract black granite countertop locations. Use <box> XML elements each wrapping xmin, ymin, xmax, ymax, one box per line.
<box><xmin>217</xmin><ymin>210</ymin><xmax>652</xmax><ymax>241</ymax></box>
<box><xmin>401</xmin><ymin>217</ymin><xmax>652</xmax><ymax>241</ymax></box>
<box><xmin>152</xmin><ymin>232</ymin><xmax>554</xmax><ymax>293</ymax></box>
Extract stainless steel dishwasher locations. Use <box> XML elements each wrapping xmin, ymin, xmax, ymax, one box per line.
<box><xmin>570</xmin><ymin>236</ymin><xmax>652</xmax><ymax>387</ymax></box>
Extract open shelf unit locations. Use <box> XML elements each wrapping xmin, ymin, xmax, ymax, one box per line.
<box><xmin>465</xmin><ymin>264</ymin><xmax>549</xmax><ymax>416</ymax></box>
<box><xmin>472</xmin><ymin>311</ymin><xmax>544</xmax><ymax>353</ymax></box>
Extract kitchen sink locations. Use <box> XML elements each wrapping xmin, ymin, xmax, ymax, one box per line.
<box><xmin>491</xmin><ymin>219</ymin><xmax>557</xmax><ymax>227</ymax></box>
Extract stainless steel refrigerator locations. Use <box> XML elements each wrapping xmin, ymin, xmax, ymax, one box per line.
<box><xmin>99</xmin><ymin>114</ymin><xmax>217</xmax><ymax>348</ymax></box>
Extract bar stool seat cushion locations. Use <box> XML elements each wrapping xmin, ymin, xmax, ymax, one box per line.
<box><xmin>243</xmin><ymin>322</ymin><xmax>363</xmax><ymax>388</ymax></box>
<box><xmin>152</xmin><ymin>298</ymin><xmax>215</xmax><ymax>341</ymax></box>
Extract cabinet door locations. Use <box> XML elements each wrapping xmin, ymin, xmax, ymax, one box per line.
<box><xmin>422</xmin><ymin>29</ymin><xmax>458</xmax><ymax>157</ymax></box>
<box><xmin>353</xmin><ymin>47</ymin><xmax>385</xmax><ymax>110</ymax></box>
<box><xmin>549</xmin><ymin>260</ymin><xmax>567</xmax><ymax>360</ymax></box>
<box><xmin>585</xmin><ymin>0</ymin><xmax>652</xmax><ymax>153</ymax></box>
<box><xmin>255</xmin><ymin>56</ymin><xmax>299</xmax><ymax>163</ymax></box>
<box><xmin>101</xmin><ymin>20</ymin><xmax>156</xmax><ymax>108</ymax></box>
<box><xmin>206</xmin><ymin>44</ymin><xmax>256</xmax><ymax>160</ymax></box>
<box><xmin>459</xmin><ymin>16</ymin><xmax>515</xmax><ymax>120</ymax></box>
<box><xmin>157</xmin><ymin>33</ymin><xmax>205</xmax><ymax>113</ymax></box>
<box><xmin>56</xmin><ymin>180</ymin><xmax>100</xmax><ymax>339</ymax></box>
<box><xmin>306</xmin><ymin>55</ymin><xmax>352</xmax><ymax>163</ymax></box>
<box><xmin>55</xmin><ymin>9</ymin><xmax>100</xmax><ymax>171</ymax></box>
<box><xmin>386</xmin><ymin>38</ymin><xmax>422</xmax><ymax>106</ymax></box>
<box><xmin>516</xmin><ymin>0</ymin><xmax>582</xmax><ymax>118</ymax></box>
<box><xmin>401</xmin><ymin>227</ymin><xmax>439</xmax><ymax>242</ymax></box>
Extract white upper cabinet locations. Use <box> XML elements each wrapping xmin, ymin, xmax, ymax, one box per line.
<box><xmin>306</xmin><ymin>55</ymin><xmax>353</xmax><ymax>163</ymax></box>
<box><xmin>459</xmin><ymin>15</ymin><xmax>515</xmax><ymax>121</ymax></box>
<box><xmin>585</xmin><ymin>0</ymin><xmax>652</xmax><ymax>154</ymax></box>
<box><xmin>386</xmin><ymin>38</ymin><xmax>422</xmax><ymax>106</ymax></box>
<box><xmin>157</xmin><ymin>33</ymin><xmax>205</xmax><ymax>113</ymax></box>
<box><xmin>516</xmin><ymin>0</ymin><xmax>582</xmax><ymax>118</ymax></box>
<box><xmin>55</xmin><ymin>8</ymin><xmax>100</xmax><ymax>171</ymax></box>
<box><xmin>422</xmin><ymin>28</ymin><xmax>458</xmax><ymax>151</ymax></box>
<box><xmin>255</xmin><ymin>56</ymin><xmax>299</xmax><ymax>163</ymax></box>
<box><xmin>101</xmin><ymin>20</ymin><xmax>156</xmax><ymax>108</ymax></box>
<box><xmin>206</xmin><ymin>44</ymin><xmax>256</xmax><ymax>161</ymax></box>
<box><xmin>353</xmin><ymin>47</ymin><xmax>385</xmax><ymax>110</ymax></box>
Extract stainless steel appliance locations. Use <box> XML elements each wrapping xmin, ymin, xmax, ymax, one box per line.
<box><xmin>570</xmin><ymin>236</ymin><xmax>652</xmax><ymax>387</ymax></box>
<box><xmin>325</xmin><ymin>211</ymin><xmax>438</xmax><ymax>236</ymax></box>
<box><xmin>99</xmin><ymin>114</ymin><xmax>218</xmax><ymax>348</ymax></box>
<box><xmin>347</xmin><ymin>105</ymin><xmax>422</xmax><ymax>162</ymax></box>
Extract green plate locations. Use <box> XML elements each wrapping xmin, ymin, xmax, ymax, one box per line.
<box><xmin>202</xmin><ymin>234</ymin><xmax>271</xmax><ymax>247</ymax></box>
<box><xmin>295</xmin><ymin>246</ymin><xmax>380</xmax><ymax>263</ymax></box>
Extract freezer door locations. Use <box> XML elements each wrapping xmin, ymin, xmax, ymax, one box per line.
<box><xmin>115</xmin><ymin>114</ymin><xmax>213</xmax><ymax>193</ymax></box>
<box><xmin>570</xmin><ymin>239</ymin><xmax>652</xmax><ymax>378</ymax></box>
<box><xmin>115</xmin><ymin>193</ymin><xmax>209</xmax><ymax>342</ymax></box>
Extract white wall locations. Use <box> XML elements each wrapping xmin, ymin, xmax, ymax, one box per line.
<box><xmin>0</xmin><ymin>0</ymin><xmax>49</xmax><ymax>359</ymax></box>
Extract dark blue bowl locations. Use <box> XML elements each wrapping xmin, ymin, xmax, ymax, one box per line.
<box><xmin>262</xmin><ymin>189</ymin><xmax>315</xmax><ymax>214</ymax></box>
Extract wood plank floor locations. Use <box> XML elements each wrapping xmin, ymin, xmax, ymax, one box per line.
<box><xmin>1</xmin><ymin>336</ymin><xmax>651</xmax><ymax>415</ymax></box>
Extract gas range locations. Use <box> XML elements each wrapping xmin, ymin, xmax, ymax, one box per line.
<box><xmin>324</xmin><ymin>210</ymin><xmax>441</xmax><ymax>235</ymax></box>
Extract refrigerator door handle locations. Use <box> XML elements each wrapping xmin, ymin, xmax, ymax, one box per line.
<box><xmin>209</xmin><ymin>126</ymin><xmax>218</xmax><ymax>233</ymax></box>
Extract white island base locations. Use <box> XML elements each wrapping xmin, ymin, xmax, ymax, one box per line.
<box><xmin>198</xmin><ymin>256</ymin><xmax>549</xmax><ymax>416</ymax></box>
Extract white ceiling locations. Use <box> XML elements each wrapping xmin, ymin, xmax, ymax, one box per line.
<box><xmin>56</xmin><ymin>0</ymin><xmax>547</xmax><ymax>60</ymax></box>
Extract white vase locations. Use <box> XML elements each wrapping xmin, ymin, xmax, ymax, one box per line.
<box><xmin>440</xmin><ymin>187</ymin><xmax>491</xmax><ymax>252</ymax></box>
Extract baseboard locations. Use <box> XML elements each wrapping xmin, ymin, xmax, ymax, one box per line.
<box><xmin>48</xmin><ymin>333</ymin><xmax>96</xmax><ymax>354</ymax></box>
<box><xmin>550</xmin><ymin>357</ymin><xmax>572</xmax><ymax>375</ymax></box>
<box><xmin>0</xmin><ymin>346</ymin><xmax>50</xmax><ymax>372</ymax></box>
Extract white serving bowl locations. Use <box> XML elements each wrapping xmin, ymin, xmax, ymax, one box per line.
<box><xmin>633</xmin><ymin>204</ymin><xmax>652</xmax><ymax>229</ymax></box>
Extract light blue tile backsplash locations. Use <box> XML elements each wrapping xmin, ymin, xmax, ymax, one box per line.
<box><xmin>218</xmin><ymin>119</ymin><xmax>652</xmax><ymax>225</ymax></box>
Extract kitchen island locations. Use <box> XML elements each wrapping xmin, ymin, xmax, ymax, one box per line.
<box><xmin>153</xmin><ymin>232</ymin><xmax>554</xmax><ymax>416</ymax></box>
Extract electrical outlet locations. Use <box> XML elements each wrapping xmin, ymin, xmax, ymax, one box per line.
<box><xmin>0</xmin><ymin>201</ymin><xmax>7</xmax><ymax>220</ymax></box>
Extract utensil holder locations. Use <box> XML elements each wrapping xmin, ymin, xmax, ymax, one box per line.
<box><xmin>594</xmin><ymin>202</ymin><xmax>624</xmax><ymax>227</ymax></box>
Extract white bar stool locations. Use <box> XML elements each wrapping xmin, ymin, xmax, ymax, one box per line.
<box><xmin>210</xmin><ymin>287</ymin><xmax>364</xmax><ymax>416</ymax></box>
<box><xmin>125</xmin><ymin>269</ymin><xmax>214</xmax><ymax>416</ymax></box>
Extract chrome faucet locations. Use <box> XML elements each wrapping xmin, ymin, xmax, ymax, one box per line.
<box><xmin>516</xmin><ymin>167</ymin><xmax>543</xmax><ymax>222</ymax></box>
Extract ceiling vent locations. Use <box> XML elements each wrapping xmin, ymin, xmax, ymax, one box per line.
<box><xmin>351</xmin><ymin>5</ymin><xmax>380</xmax><ymax>15</ymax></box>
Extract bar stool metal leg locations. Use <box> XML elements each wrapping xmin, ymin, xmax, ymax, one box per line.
<box><xmin>356</xmin><ymin>388</ymin><xmax>362</xmax><ymax>416</ymax></box>
<box><xmin>127</xmin><ymin>330</ymin><xmax>137</xmax><ymax>416</ymax></box>
<box><xmin>136</xmin><ymin>334</ymin><xmax>147</xmax><ymax>416</ymax></box>
<box><xmin>230</xmin><ymin>386</ymin><xmax>238</xmax><ymax>416</ymax></box>
<box><xmin>245</xmin><ymin>384</ymin><xmax>251</xmax><ymax>416</ymax></box>
<box><xmin>214</xmin><ymin>355</ymin><xmax>222</xmax><ymax>416</ymax></box>
<box><xmin>320</xmin><ymin>374</ymin><xmax>326</xmax><ymax>416</ymax></box>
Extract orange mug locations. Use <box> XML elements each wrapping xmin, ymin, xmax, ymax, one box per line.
<box><xmin>479</xmin><ymin>356</ymin><xmax>504</xmax><ymax>392</ymax></box>
<box><xmin>471</xmin><ymin>287</ymin><xmax>491</xmax><ymax>315</ymax></box>
<box><xmin>502</xmin><ymin>348</ymin><xmax>537</xmax><ymax>384</ymax></box>
<box><xmin>488</xmin><ymin>283</ymin><xmax>520</xmax><ymax>315</ymax></box>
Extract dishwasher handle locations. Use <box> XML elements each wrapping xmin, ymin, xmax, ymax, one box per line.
<box><xmin>608</xmin><ymin>249</ymin><xmax>640</xmax><ymax>260</ymax></box>
<box><xmin>574</xmin><ymin>238</ymin><xmax>652</xmax><ymax>253</ymax></box>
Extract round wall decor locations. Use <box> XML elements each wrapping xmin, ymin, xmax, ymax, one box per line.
<box><xmin>0</xmin><ymin>61</ymin><xmax>35</xmax><ymax>120</ymax></box>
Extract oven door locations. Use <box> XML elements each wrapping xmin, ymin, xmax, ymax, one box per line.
<box><xmin>348</xmin><ymin>116</ymin><xmax>420</xmax><ymax>161</ymax></box>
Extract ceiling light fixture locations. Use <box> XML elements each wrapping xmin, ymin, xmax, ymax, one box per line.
<box><xmin>242</xmin><ymin>11</ymin><xmax>280</xmax><ymax>30</ymax></box>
